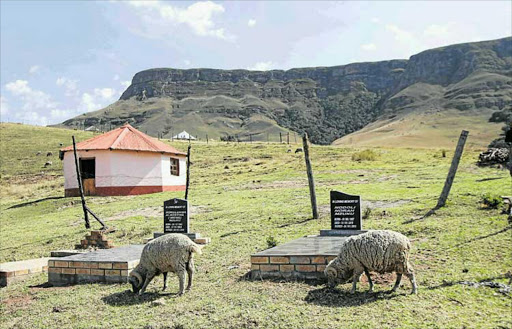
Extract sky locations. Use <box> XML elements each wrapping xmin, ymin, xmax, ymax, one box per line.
<box><xmin>0</xmin><ymin>1</ymin><xmax>511</xmax><ymax>126</ymax></box>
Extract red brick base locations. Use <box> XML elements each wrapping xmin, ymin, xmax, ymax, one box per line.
<box><xmin>65</xmin><ymin>185</ymin><xmax>186</xmax><ymax>197</ymax></box>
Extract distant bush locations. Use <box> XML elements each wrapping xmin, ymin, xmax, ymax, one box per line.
<box><xmin>481</xmin><ymin>193</ymin><xmax>504</xmax><ymax>209</ymax></box>
<box><xmin>363</xmin><ymin>207</ymin><xmax>372</xmax><ymax>219</ymax></box>
<box><xmin>442</xmin><ymin>150</ymin><xmax>447</xmax><ymax>158</ymax></box>
<box><xmin>352</xmin><ymin>149</ymin><xmax>378</xmax><ymax>161</ymax></box>
<box><xmin>266</xmin><ymin>236</ymin><xmax>278</xmax><ymax>248</ymax></box>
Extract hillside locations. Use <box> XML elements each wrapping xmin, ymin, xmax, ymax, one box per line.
<box><xmin>59</xmin><ymin>37</ymin><xmax>512</xmax><ymax>146</ymax></box>
<box><xmin>1</xmin><ymin>123</ymin><xmax>510</xmax><ymax>328</ymax></box>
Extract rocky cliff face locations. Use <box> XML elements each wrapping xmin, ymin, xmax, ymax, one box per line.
<box><xmin>62</xmin><ymin>37</ymin><xmax>512</xmax><ymax>145</ymax></box>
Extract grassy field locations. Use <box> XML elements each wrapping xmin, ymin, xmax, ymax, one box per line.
<box><xmin>0</xmin><ymin>123</ymin><xmax>511</xmax><ymax>328</ymax></box>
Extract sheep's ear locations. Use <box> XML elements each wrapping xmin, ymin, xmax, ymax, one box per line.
<box><xmin>326</xmin><ymin>267</ymin><xmax>337</xmax><ymax>278</ymax></box>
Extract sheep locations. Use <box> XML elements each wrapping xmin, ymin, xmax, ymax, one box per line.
<box><xmin>324</xmin><ymin>230</ymin><xmax>417</xmax><ymax>294</ymax></box>
<box><xmin>129</xmin><ymin>233</ymin><xmax>202</xmax><ymax>296</ymax></box>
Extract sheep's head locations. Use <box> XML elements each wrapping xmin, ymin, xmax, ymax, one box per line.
<box><xmin>325</xmin><ymin>259</ymin><xmax>352</xmax><ymax>288</ymax></box>
<box><xmin>129</xmin><ymin>271</ymin><xmax>143</xmax><ymax>294</ymax></box>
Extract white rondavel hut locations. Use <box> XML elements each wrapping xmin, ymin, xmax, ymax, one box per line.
<box><xmin>60</xmin><ymin>124</ymin><xmax>187</xmax><ymax>197</ymax></box>
<box><xmin>173</xmin><ymin>131</ymin><xmax>196</xmax><ymax>140</ymax></box>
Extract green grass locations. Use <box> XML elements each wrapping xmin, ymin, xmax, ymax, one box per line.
<box><xmin>1</xmin><ymin>123</ymin><xmax>511</xmax><ymax>328</ymax></box>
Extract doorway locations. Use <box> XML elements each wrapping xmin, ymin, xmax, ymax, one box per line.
<box><xmin>79</xmin><ymin>158</ymin><xmax>96</xmax><ymax>196</ymax></box>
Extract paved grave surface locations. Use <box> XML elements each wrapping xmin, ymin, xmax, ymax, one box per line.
<box><xmin>48</xmin><ymin>245</ymin><xmax>144</xmax><ymax>286</ymax></box>
<box><xmin>0</xmin><ymin>258</ymin><xmax>50</xmax><ymax>287</ymax></box>
<box><xmin>251</xmin><ymin>236</ymin><xmax>349</xmax><ymax>280</ymax></box>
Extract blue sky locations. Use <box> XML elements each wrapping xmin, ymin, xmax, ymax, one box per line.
<box><xmin>1</xmin><ymin>1</ymin><xmax>511</xmax><ymax>126</ymax></box>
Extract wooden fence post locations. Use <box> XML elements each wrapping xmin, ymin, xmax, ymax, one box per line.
<box><xmin>303</xmin><ymin>133</ymin><xmax>319</xmax><ymax>219</ymax></box>
<box><xmin>279</xmin><ymin>132</ymin><xmax>282</xmax><ymax>143</ymax></box>
<box><xmin>73</xmin><ymin>136</ymin><xmax>90</xmax><ymax>229</ymax></box>
<box><xmin>185</xmin><ymin>145</ymin><xmax>191</xmax><ymax>200</ymax></box>
<box><xmin>287</xmin><ymin>132</ymin><xmax>290</xmax><ymax>144</ymax></box>
<box><xmin>436</xmin><ymin>130</ymin><xmax>469</xmax><ymax>208</ymax></box>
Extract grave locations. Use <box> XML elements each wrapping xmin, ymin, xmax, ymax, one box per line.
<box><xmin>48</xmin><ymin>245</ymin><xmax>143</xmax><ymax>286</ymax></box>
<box><xmin>152</xmin><ymin>198</ymin><xmax>210</xmax><ymax>245</ymax></box>
<box><xmin>0</xmin><ymin>258</ymin><xmax>50</xmax><ymax>287</ymax></box>
<box><xmin>251</xmin><ymin>190</ymin><xmax>365</xmax><ymax>280</ymax></box>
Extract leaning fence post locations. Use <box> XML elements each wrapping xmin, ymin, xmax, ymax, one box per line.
<box><xmin>72</xmin><ymin>136</ymin><xmax>90</xmax><ymax>229</ymax></box>
<box><xmin>436</xmin><ymin>130</ymin><xmax>469</xmax><ymax>208</ymax></box>
<box><xmin>303</xmin><ymin>133</ymin><xmax>319</xmax><ymax>219</ymax></box>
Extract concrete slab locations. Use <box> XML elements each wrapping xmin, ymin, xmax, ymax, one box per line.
<box><xmin>254</xmin><ymin>236</ymin><xmax>348</xmax><ymax>257</ymax></box>
<box><xmin>251</xmin><ymin>235</ymin><xmax>355</xmax><ymax>281</ymax></box>
<box><xmin>0</xmin><ymin>258</ymin><xmax>50</xmax><ymax>287</ymax></box>
<box><xmin>48</xmin><ymin>245</ymin><xmax>144</xmax><ymax>286</ymax></box>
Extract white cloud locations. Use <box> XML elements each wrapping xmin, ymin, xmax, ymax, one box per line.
<box><xmin>424</xmin><ymin>23</ymin><xmax>452</xmax><ymax>37</ymax></box>
<box><xmin>5</xmin><ymin>80</ymin><xmax>59</xmax><ymax>111</ymax></box>
<box><xmin>95</xmin><ymin>88</ymin><xmax>116</xmax><ymax>100</ymax></box>
<box><xmin>78</xmin><ymin>88</ymin><xmax>118</xmax><ymax>113</ymax></box>
<box><xmin>247</xmin><ymin>61</ymin><xmax>275</xmax><ymax>71</ymax></box>
<box><xmin>29</xmin><ymin>65</ymin><xmax>40</xmax><ymax>74</ymax></box>
<box><xmin>5</xmin><ymin>80</ymin><xmax>32</xmax><ymax>96</ymax></box>
<box><xmin>248</xmin><ymin>19</ymin><xmax>256</xmax><ymax>27</ymax></box>
<box><xmin>5</xmin><ymin>80</ymin><xmax>61</xmax><ymax>125</ymax></box>
<box><xmin>0</xmin><ymin>96</ymin><xmax>8</xmax><ymax>116</ymax></box>
<box><xmin>385</xmin><ymin>24</ymin><xmax>415</xmax><ymax>44</ymax></box>
<box><xmin>183</xmin><ymin>59</ymin><xmax>191</xmax><ymax>66</ymax></box>
<box><xmin>113</xmin><ymin>74</ymin><xmax>120</xmax><ymax>81</ymax></box>
<box><xmin>56</xmin><ymin>77</ymin><xmax>79</xmax><ymax>96</ymax></box>
<box><xmin>361</xmin><ymin>43</ymin><xmax>377</xmax><ymax>51</ymax></box>
<box><xmin>371</xmin><ymin>17</ymin><xmax>380</xmax><ymax>24</ymax></box>
<box><xmin>124</xmin><ymin>0</ymin><xmax>233</xmax><ymax>40</ymax></box>
<box><xmin>120</xmin><ymin>80</ymin><xmax>131</xmax><ymax>88</ymax></box>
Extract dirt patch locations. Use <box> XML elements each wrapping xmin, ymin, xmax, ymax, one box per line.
<box><xmin>362</xmin><ymin>200</ymin><xmax>412</xmax><ymax>209</ymax></box>
<box><xmin>2</xmin><ymin>294</ymin><xmax>35</xmax><ymax>310</ymax></box>
<box><xmin>319</xmin><ymin>200</ymin><xmax>411</xmax><ymax>214</ymax></box>
<box><xmin>105</xmin><ymin>205</ymin><xmax>210</xmax><ymax>221</ymax></box>
<box><xmin>360</xmin><ymin>272</ymin><xmax>396</xmax><ymax>285</ymax></box>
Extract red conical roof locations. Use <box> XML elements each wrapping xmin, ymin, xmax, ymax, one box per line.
<box><xmin>61</xmin><ymin>124</ymin><xmax>186</xmax><ymax>156</ymax></box>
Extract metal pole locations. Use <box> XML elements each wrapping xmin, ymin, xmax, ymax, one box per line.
<box><xmin>436</xmin><ymin>130</ymin><xmax>469</xmax><ymax>208</ymax></box>
<box><xmin>303</xmin><ymin>133</ymin><xmax>319</xmax><ymax>219</ymax></box>
<box><xmin>72</xmin><ymin>136</ymin><xmax>90</xmax><ymax>229</ymax></box>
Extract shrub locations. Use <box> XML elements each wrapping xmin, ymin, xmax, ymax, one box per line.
<box><xmin>442</xmin><ymin>150</ymin><xmax>447</xmax><ymax>158</ymax></box>
<box><xmin>352</xmin><ymin>149</ymin><xmax>378</xmax><ymax>161</ymax></box>
<box><xmin>481</xmin><ymin>193</ymin><xmax>504</xmax><ymax>209</ymax></box>
<box><xmin>266</xmin><ymin>236</ymin><xmax>278</xmax><ymax>248</ymax></box>
<box><xmin>363</xmin><ymin>207</ymin><xmax>372</xmax><ymax>219</ymax></box>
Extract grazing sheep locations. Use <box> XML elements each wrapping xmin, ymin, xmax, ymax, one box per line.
<box><xmin>130</xmin><ymin>233</ymin><xmax>202</xmax><ymax>296</ymax></box>
<box><xmin>325</xmin><ymin>230</ymin><xmax>417</xmax><ymax>294</ymax></box>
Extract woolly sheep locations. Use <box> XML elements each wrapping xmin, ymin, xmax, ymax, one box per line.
<box><xmin>325</xmin><ymin>230</ymin><xmax>417</xmax><ymax>294</ymax></box>
<box><xmin>129</xmin><ymin>233</ymin><xmax>202</xmax><ymax>296</ymax></box>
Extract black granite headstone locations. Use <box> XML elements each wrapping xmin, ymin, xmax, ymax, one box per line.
<box><xmin>330</xmin><ymin>191</ymin><xmax>362</xmax><ymax>230</ymax></box>
<box><xmin>163</xmin><ymin>198</ymin><xmax>189</xmax><ymax>233</ymax></box>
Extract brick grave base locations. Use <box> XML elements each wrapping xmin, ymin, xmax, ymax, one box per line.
<box><xmin>250</xmin><ymin>236</ymin><xmax>349</xmax><ymax>280</ymax></box>
<box><xmin>48</xmin><ymin>245</ymin><xmax>143</xmax><ymax>286</ymax></box>
<box><xmin>0</xmin><ymin>258</ymin><xmax>50</xmax><ymax>287</ymax></box>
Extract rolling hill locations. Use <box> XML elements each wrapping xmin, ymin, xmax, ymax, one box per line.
<box><xmin>58</xmin><ymin>37</ymin><xmax>512</xmax><ymax>147</ymax></box>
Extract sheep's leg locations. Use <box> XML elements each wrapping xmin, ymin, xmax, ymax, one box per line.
<box><xmin>363</xmin><ymin>267</ymin><xmax>374</xmax><ymax>293</ymax></box>
<box><xmin>186</xmin><ymin>258</ymin><xmax>194</xmax><ymax>291</ymax></box>
<box><xmin>390</xmin><ymin>273</ymin><xmax>402</xmax><ymax>293</ymax></box>
<box><xmin>162</xmin><ymin>272</ymin><xmax>168</xmax><ymax>291</ymax></box>
<box><xmin>350</xmin><ymin>270</ymin><xmax>363</xmax><ymax>294</ymax></box>
<box><xmin>139</xmin><ymin>271</ymin><xmax>156</xmax><ymax>295</ymax></box>
<box><xmin>406</xmin><ymin>270</ymin><xmax>417</xmax><ymax>294</ymax></box>
<box><xmin>177</xmin><ymin>270</ymin><xmax>186</xmax><ymax>296</ymax></box>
